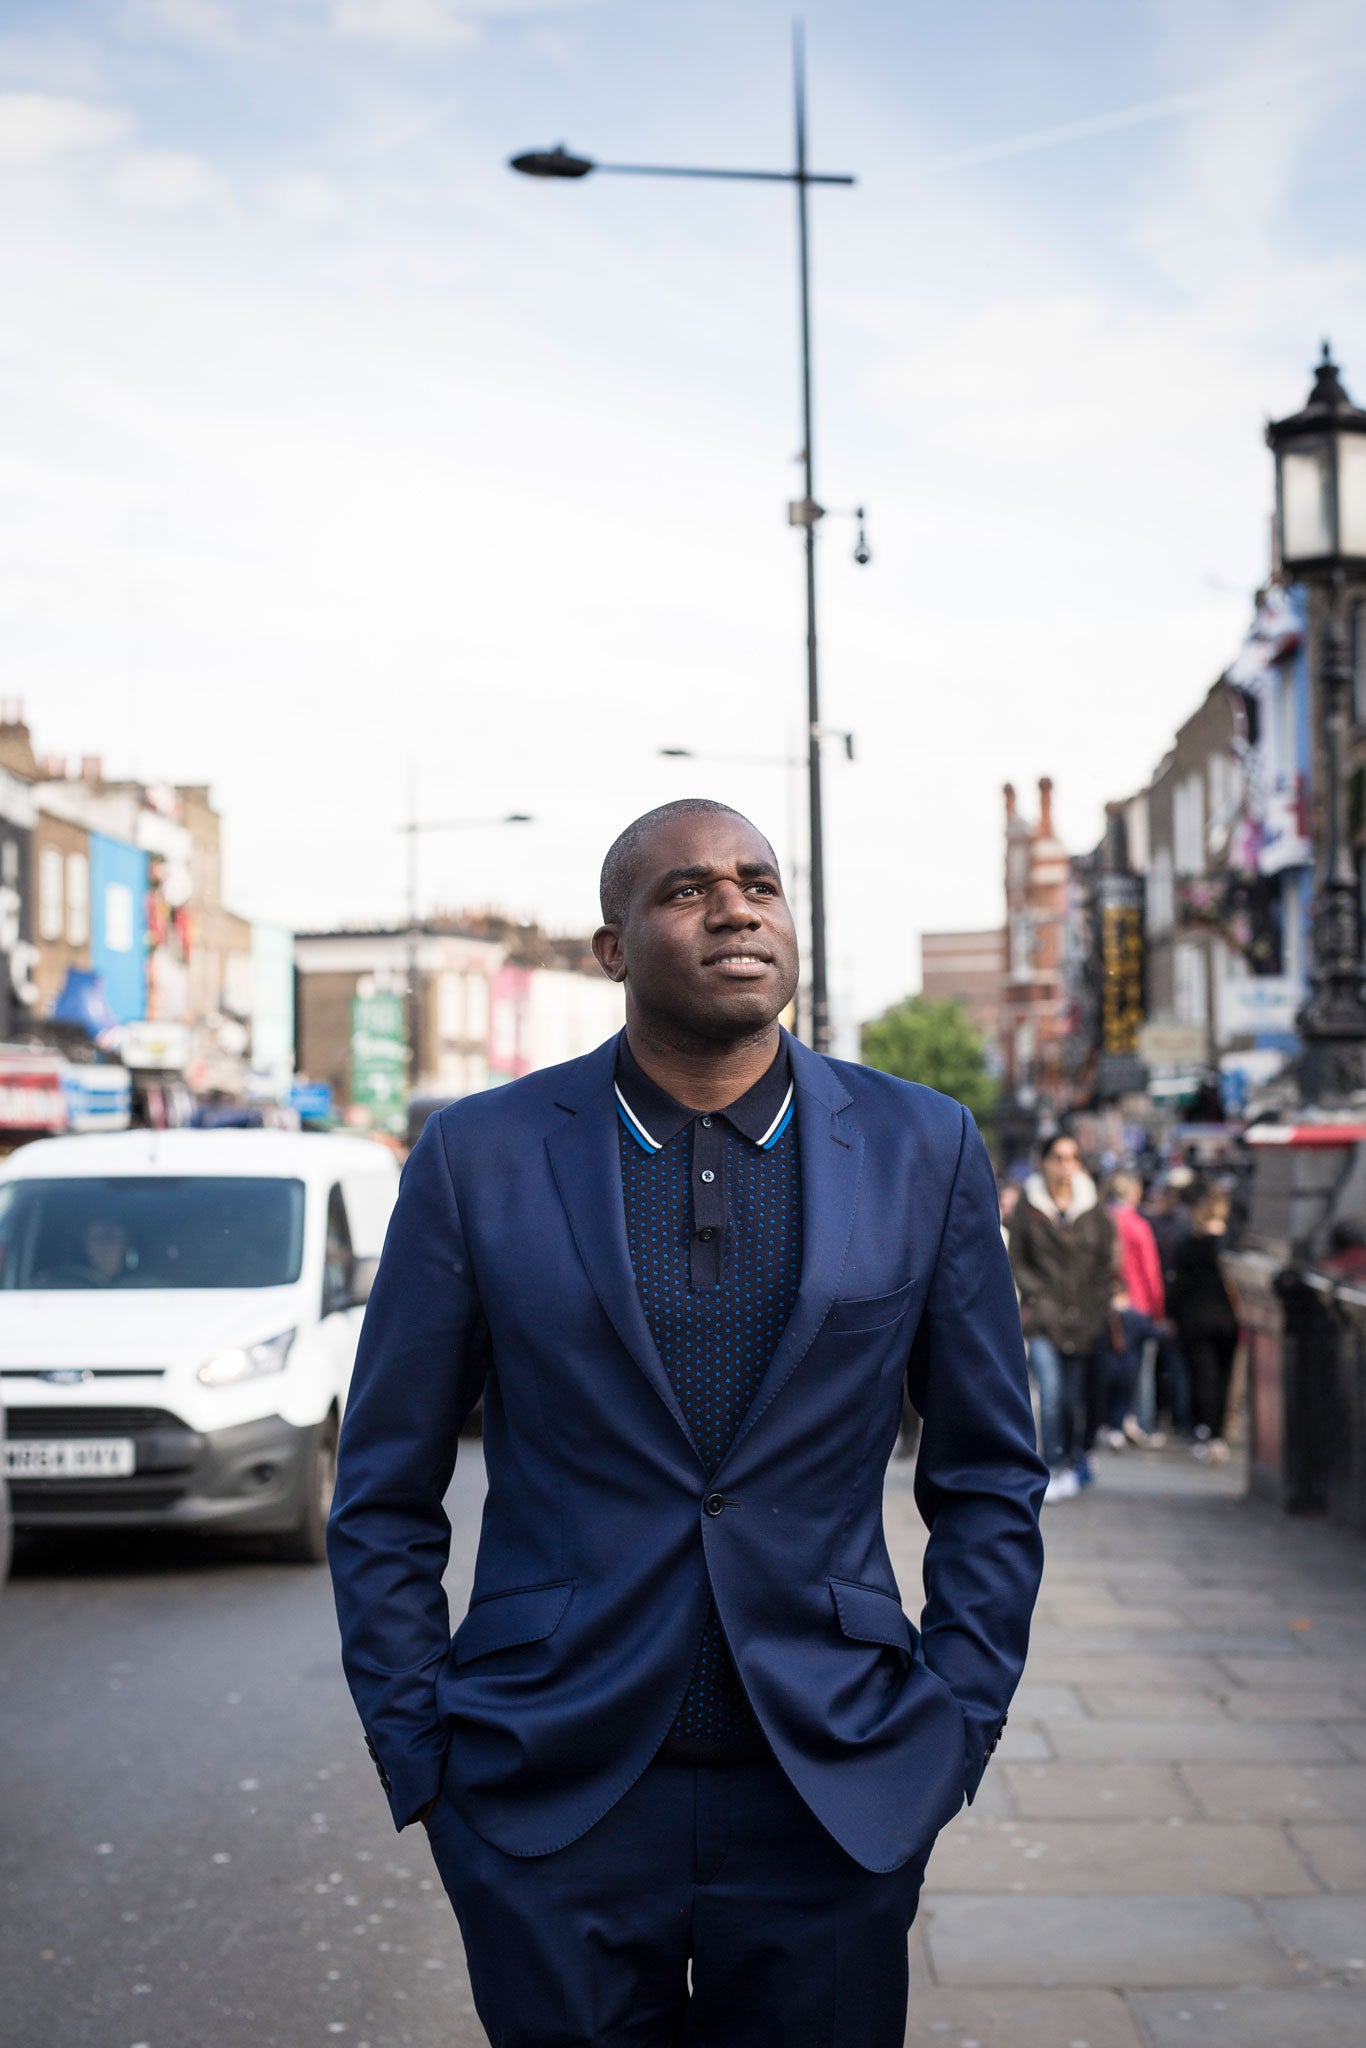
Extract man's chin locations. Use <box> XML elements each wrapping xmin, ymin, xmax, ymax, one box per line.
<box><xmin>686</xmin><ymin>986</ymin><xmax>792</xmax><ymax>1041</ymax></box>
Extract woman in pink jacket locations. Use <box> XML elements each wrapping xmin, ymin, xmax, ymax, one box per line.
<box><xmin>1105</xmin><ymin>1171</ymin><xmax>1165</xmax><ymax>1446</ymax></box>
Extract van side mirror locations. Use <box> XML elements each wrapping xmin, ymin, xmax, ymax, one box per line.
<box><xmin>348</xmin><ymin>1256</ymin><xmax>380</xmax><ymax>1308</ymax></box>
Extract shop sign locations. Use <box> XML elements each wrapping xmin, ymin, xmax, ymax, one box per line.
<box><xmin>61</xmin><ymin>1065</ymin><xmax>132</xmax><ymax>1133</ymax></box>
<box><xmin>1096</xmin><ymin>873</ymin><xmax>1145</xmax><ymax>1058</ymax></box>
<box><xmin>1215</xmin><ymin>974</ymin><xmax>1302</xmax><ymax>1038</ymax></box>
<box><xmin>0</xmin><ymin>1052</ymin><xmax>67</xmax><ymax>1132</ymax></box>
<box><xmin>351</xmin><ymin>991</ymin><xmax>407</xmax><ymax>1134</ymax></box>
<box><xmin>1138</xmin><ymin>1021</ymin><xmax>1206</xmax><ymax>1067</ymax></box>
<box><xmin>121</xmin><ymin>1020</ymin><xmax>192</xmax><ymax>1072</ymax></box>
<box><xmin>290</xmin><ymin>1080</ymin><xmax>334</xmax><ymax>1122</ymax></box>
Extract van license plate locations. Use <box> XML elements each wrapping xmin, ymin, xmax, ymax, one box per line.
<box><xmin>3</xmin><ymin>1439</ymin><xmax>136</xmax><ymax>1478</ymax></box>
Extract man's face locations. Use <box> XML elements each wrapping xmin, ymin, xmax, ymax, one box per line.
<box><xmin>1043</xmin><ymin>1139</ymin><xmax>1080</xmax><ymax>1202</ymax></box>
<box><xmin>594</xmin><ymin>813</ymin><xmax>800</xmax><ymax>1042</ymax></box>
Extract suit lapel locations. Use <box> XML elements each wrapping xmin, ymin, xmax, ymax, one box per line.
<box><xmin>545</xmin><ymin>1040</ymin><xmax>703</xmax><ymax>1465</ymax></box>
<box><xmin>721</xmin><ymin>1036</ymin><xmax>863</xmax><ymax>1463</ymax></box>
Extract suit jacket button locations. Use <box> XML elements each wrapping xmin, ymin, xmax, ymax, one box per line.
<box><xmin>704</xmin><ymin>1492</ymin><xmax>726</xmax><ymax>1518</ymax></box>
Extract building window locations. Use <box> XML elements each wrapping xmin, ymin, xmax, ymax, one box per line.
<box><xmin>39</xmin><ymin>846</ymin><xmax>63</xmax><ymax>941</ymax></box>
<box><xmin>1173</xmin><ymin>774</ymin><xmax>1206</xmax><ymax>876</ymax></box>
<box><xmin>65</xmin><ymin>853</ymin><xmax>89</xmax><ymax>946</ymax></box>
<box><xmin>1146</xmin><ymin>845</ymin><xmax>1174</xmax><ymax>936</ymax></box>
<box><xmin>1174</xmin><ymin>941</ymin><xmax>1208</xmax><ymax>1029</ymax></box>
<box><xmin>104</xmin><ymin>881</ymin><xmax>134</xmax><ymax>953</ymax></box>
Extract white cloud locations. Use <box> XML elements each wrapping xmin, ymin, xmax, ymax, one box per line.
<box><xmin>0</xmin><ymin>91</ymin><xmax>130</xmax><ymax>166</ymax></box>
<box><xmin>330</xmin><ymin>0</ymin><xmax>482</xmax><ymax>46</ymax></box>
<box><xmin>108</xmin><ymin>147</ymin><xmax>230</xmax><ymax>212</ymax></box>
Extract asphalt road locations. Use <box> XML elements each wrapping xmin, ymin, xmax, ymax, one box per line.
<box><xmin>0</xmin><ymin>1444</ymin><xmax>492</xmax><ymax>2048</ymax></box>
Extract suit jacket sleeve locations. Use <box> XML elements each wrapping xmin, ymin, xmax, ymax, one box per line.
<box><xmin>908</xmin><ymin>1107</ymin><xmax>1047</xmax><ymax>1803</ymax></box>
<box><xmin>327</xmin><ymin>1114</ymin><xmax>490</xmax><ymax>1830</ymax></box>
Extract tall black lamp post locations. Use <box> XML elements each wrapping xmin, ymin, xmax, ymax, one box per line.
<box><xmin>510</xmin><ymin>27</ymin><xmax>857</xmax><ymax>1052</ymax></box>
<box><xmin>1267</xmin><ymin>344</ymin><xmax>1366</xmax><ymax>1100</ymax></box>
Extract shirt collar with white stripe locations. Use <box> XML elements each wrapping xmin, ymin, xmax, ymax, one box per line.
<box><xmin>614</xmin><ymin>1029</ymin><xmax>795</xmax><ymax>1156</ymax></box>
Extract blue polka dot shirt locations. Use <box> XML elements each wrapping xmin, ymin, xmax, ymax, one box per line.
<box><xmin>616</xmin><ymin>1033</ymin><xmax>801</xmax><ymax>1762</ymax></box>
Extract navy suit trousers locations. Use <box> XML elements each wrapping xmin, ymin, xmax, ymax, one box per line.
<box><xmin>425</xmin><ymin>1758</ymin><xmax>929</xmax><ymax>2048</ymax></box>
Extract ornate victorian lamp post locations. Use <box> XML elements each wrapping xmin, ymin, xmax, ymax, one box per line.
<box><xmin>1267</xmin><ymin>344</ymin><xmax>1366</xmax><ymax>1100</ymax></box>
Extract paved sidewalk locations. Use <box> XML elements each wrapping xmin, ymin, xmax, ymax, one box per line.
<box><xmin>893</xmin><ymin>1444</ymin><xmax>1366</xmax><ymax>2048</ymax></box>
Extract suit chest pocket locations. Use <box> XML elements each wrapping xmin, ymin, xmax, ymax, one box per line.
<box><xmin>827</xmin><ymin>1276</ymin><xmax>917</xmax><ymax>1335</ymax></box>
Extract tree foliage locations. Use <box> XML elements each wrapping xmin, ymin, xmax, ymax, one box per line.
<box><xmin>860</xmin><ymin>995</ymin><xmax>997</xmax><ymax>1125</ymax></box>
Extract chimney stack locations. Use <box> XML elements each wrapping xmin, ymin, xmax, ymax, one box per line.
<box><xmin>1038</xmin><ymin>776</ymin><xmax>1054</xmax><ymax>838</ymax></box>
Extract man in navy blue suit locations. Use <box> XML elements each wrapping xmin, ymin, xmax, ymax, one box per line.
<box><xmin>329</xmin><ymin>798</ymin><xmax>1046</xmax><ymax>2046</ymax></box>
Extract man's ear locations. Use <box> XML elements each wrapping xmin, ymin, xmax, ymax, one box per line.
<box><xmin>593</xmin><ymin>925</ymin><xmax>627</xmax><ymax>983</ymax></box>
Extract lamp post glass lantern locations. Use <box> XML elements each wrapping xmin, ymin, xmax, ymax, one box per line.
<box><xmin>1267</xmin><ymin>344</ymin><xmax>1366</xmax><ymax>1098</ymax></box>
<box><xmin>1270</xmin><ymin>343</ymin><xmax>1366</xmax><ymax>576</ymax></box>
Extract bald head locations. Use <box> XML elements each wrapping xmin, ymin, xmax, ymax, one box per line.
<box><xmin>600</xmin><ymin>798</ymin><xmax>766</xmax><ymax>928</ymax></box>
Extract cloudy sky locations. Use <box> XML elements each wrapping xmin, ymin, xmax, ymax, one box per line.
<box><xmin>4</xmin><ymin>0</ymin><xmax>1366</xmax><ymax>1037</ymax></box>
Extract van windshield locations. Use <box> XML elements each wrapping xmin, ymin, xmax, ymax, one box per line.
<box><xmin>0</xmin><ymin>1177</ymin><xmax>306</xmax><ymax>1290</ymax></box>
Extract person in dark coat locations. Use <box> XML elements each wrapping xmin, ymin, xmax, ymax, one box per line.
<box><xmin>1009</xmin><ymin>1133</ymin><xmax>1118</xmax><ymax>1502</ymax></box>
<box><xmin>1168</xmin><ymin>1187</ymin><xmax>1239</xmax><ymax>1465</ymax></box>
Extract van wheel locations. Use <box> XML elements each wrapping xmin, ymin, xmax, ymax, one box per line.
<box><xmin>274</xmin><ymin>1411</ymin><xmax>338</xmax><ymax>1565</ymax></box>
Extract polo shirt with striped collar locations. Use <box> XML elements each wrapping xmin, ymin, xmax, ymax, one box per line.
<box><xmin>614</xmin><ymin>1030</ymin><xmax>801</xmax><ymax>1760</ymax></box>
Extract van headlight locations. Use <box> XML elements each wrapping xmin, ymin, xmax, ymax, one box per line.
<box><xmin>198</xmin><ymin>1329</ymin><xmax>296</xmax><ymax>1387</ymax></box>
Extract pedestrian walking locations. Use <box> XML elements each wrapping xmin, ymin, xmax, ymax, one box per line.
<box><xmin>1142</xmin><ymin>1174</ymin><xmax>1195</xmax><ymax>1434</ymax></box>
<box><xmin>327</xmin><ymin>799</ymin><xmax>1046</xmax><ymax>2048</ymax></box>
<box><xmin>1168</xmin><ymin>1187</ymin><xmax>1240</xmax><ymax>1465</ymax></box>
<box><xmin>1094</xmin><ymin>1287</ymin><xmax>1163</xmax><ymax>1451</ymax></box>
<box><xmin>1009</xmin><ymin>1133</ymin><xmax>1118</xmax><ymax>1502</ymax></box>
<box><xmin>1106</xmin><ymin>1171</ymin><xmax>1166</xmax><ymax>1443</ymax></box>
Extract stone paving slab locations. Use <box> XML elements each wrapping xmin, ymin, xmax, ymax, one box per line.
<box><xmin>1333</xmin><ymin>1722</ymin><xmax>1366</xmax><ymax>1761</ymax></box>
<box><xmin>918</xmin><ymin>1893</ymin><xmax>1297</xmax><ymax>1988</ymax></box>
<box><xmin>928</xmin><ymin>1819</ymin><xmax>1315</xmax><ymax>1897</ymax></box>
<box><xmin>1074</xmin><ymin>1686</ymin><xmax>1228</xmax><ymax>1722</ymax></box>
<box><xmin>1218</xmin><ymin>1657</ymin><xmax>1366</xmax><ymax>1692</ymax></box>
<box><xmin>1260</xmin><ymin>1895</ymin><xmax>1366</xmax><ymax>1972</ymax></box>
<box><xmin>1290</xmin><ymin>1825</ymin><xmax>1366</xmax><ymax>1891</ymax></box>
<box><xmin>903</xmin><ymin>1986</ymin><xmax>1144</xmax><ymax>2047</ymax></box>
<box><xmin>1026</xmin><ymin>1630</ymin><xmax>1304</xmax><ymax>1660</ymax></box>
<box><xmin>992</xmin><ymin>1726</ymin><xmax>1052</xmax><ymax>1762</ymax></box>
<box><xmin>1131</xmin><ymin>1986</ymin><xmax>1366</xmax><ymax>2047</ymax></box>
<box><xmin>1223</xmin><ymin>1688</ymin><xmax>1363</xmax><ymax>1720</ymax></box>
<box><xmin>1049</xmin><ymin>1718</ymin><xmax>1348</xmax><ymax>1764</ymax></box>
<box><xmin>1023</xmin><ymin>1653</ymin><xmax>1232</xmax><ymax>1690</ymax></box>
<box><xmin>1009</xmin><ymin>1681</ymin><xmax>1086</xmax><ymax>1720</ymax></box>
<box><xmin>1183</xmin><ymin>1765</ymin><xmax>1366</xmax><ymax>1823</ymax></box>
<box><xmin>1031</xmin><ymin>1600</ymin><xmax>1189</xmax><ymax>1630</ymax></box>
<box><xmin>1002</xmin><ymin>1762</ymin><xmax>1198</xmax><ymax>1821</ymax></box>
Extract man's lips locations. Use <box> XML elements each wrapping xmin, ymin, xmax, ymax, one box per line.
<box><xmin>702</xmin><ymin>950</ymin><xmax>774</xmax><ymax>977</ymax></box>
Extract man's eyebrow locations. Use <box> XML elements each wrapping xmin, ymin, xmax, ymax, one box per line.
<box><xmin>654</xmin><ymin>859</ymin><xmax>781</xmax><ymax>892</ymax></box>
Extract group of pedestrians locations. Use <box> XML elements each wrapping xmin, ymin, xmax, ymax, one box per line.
<box><xmin>1005</xmin><ymin>1134</ymin><xmax>1239</xmax><ymax>1504</ymax></box>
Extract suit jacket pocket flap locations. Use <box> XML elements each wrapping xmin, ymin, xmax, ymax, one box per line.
<box><xmin>829</xmin><ymin>1577</ymin><xmax>916</xmax><ymax>1655</ymax></box>
<box><xmin>453</xmin><ymin>1581</ymin><xmax>574</xmax><ymax>1666</ymax></box>
<box><xmin>827</xmin><ymin>1277</ymin><xmax>916</xmax><ymax>1333</ymax></box>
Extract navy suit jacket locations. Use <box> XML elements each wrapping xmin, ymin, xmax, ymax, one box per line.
<box><xmin>328</xmin><ymin>1031</ymin><xmax>1046</xmax><ymax>1875</ymax></box>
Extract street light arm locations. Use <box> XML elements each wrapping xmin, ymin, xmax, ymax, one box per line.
<box><xmin>508</xmin><ymin>146</ymin><xmax>853</xmax><ymax>186</ymax></box>
<box><xmin>596</xmin><ymin>162</ymin><xmax>855</xmax><ymax>185</ymax></box>
<box><xmin>398</xmin><ymin>814</ymin><xmax>533</xmax><ymax>835</ymax></box>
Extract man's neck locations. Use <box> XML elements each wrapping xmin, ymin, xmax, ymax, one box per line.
<box><xmin>624</xmin><ymin>1017</ymin><xmax>783</xmax><ymax>1113</ymax></box>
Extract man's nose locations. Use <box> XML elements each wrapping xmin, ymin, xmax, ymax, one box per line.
<box><xmin>705</xmin><ymin>882</ymin><xmax>761</xmax><ymax>927</ymax></box>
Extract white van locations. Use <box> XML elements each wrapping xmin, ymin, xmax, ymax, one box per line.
<box><xmin>0</xmin><ymin>1128</ymin><xmax>399</xmax><ymax>1562</ymax></box>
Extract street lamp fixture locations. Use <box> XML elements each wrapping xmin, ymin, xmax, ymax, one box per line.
<box><xmin>1269</xmin><ymin>344</ymin><xmax>1366</xmax><ymax>577</ymax></box>
<box><xmin>510</xmin><ymin>27</ymin><xmax>857</xmax><ymax>1053</ymax></box>
<box><xmin>399</xmin><ymin>808</ymin><xmax>535</xmax><ymax>1090</ymax></box>
<box><xmin>1267</xmin><ymin>344</ymin><xmax>1366</xmax><ymax>1098</ymax></box>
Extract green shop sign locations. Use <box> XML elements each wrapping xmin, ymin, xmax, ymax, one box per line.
<box><xmin>350</xmin><ymin>991</ymin><xmax>407</xmax><ymax>1134</ymax></box>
